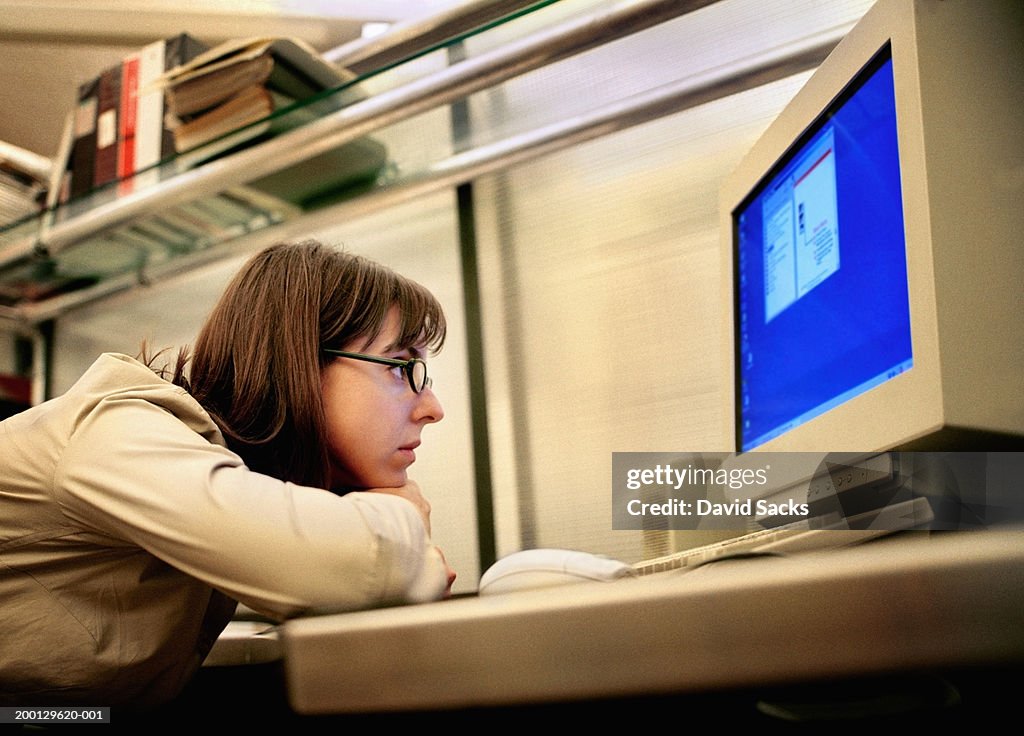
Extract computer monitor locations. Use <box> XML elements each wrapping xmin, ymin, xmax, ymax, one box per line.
<box><xmin>719</xmin><ymin>0</ymin><xmax>1023</xmax><ymax>457</ymax></box>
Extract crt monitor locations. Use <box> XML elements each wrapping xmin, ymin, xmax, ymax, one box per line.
<box><xmin>719</xmin><ymin>0</ymin><xmax>1024</xmax><ymax>457</ymax></box>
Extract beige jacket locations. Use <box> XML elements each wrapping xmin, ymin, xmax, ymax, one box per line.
<box><xmin>0</xmin><ymin>353</ymin><xmax>448</xmax><ymax>707</ymax></box>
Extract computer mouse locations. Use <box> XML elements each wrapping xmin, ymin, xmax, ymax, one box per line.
<box><xmin>477</xmin><ymin>548</ymin><xmax>637</xmax><ymax>595</ymax></box>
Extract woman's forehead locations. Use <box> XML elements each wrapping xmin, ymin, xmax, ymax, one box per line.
<box><xmin>353</xmin><ymin>305</ymin><xmax>428</xmax><ymax>352</ymax></box>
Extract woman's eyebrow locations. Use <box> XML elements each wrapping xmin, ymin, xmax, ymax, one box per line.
<box><xmin>384</xmin><ymin>343</ymin><xmax>425</xmax><ymax>358</ymax></box>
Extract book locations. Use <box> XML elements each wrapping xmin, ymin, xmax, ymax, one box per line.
<box><xmin>92</xmin><ymin>65</ymin><xmax>121</xmax><ymax>190</ymax></box>
<box><xmin>68</xmin><ymin>78</ymin><xmax>99</xmax><ymax>199</ymax></box>
<box><xmin>169</xmin><ymin>85</ymin><xmax>293</xmax><ymax>153</ymax></box>
<box><xmin>161</xmin><ymin>36</ymin><xmax>371</xmax><ymax>182</ymax></box>
<box><xmin>164</xmin><ymin>52</ymin><xmax>275</xmax><ymax>119</ymax></box>
<box><xmin>117</xmin><ymin>50</ymin><xmax>141</xmax><ymax>181</ymax></box>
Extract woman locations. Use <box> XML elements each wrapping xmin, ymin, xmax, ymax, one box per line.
<box><xmin>0</xmin><ymin>240</ymin><xmax>455</xmax><ymax>708</ymax></box>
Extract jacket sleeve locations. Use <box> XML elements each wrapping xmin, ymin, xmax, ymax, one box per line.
<box><xmin>52</xmin><ymin>393</ymin><xmax>450</xmax><ymax>620</ymax></box>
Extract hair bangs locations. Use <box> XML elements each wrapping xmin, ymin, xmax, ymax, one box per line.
<box><xmin>392</xmin><ymin>276</ymin><xmax>446</xmax><ymax>355</ymax></box>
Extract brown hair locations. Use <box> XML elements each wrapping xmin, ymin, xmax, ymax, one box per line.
<box><xmin>158</xmin><ymin>240</ymin><xmax>446</xmax><ymax>489</ymax></box>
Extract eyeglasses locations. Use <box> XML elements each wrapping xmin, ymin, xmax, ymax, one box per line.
<box><xmin>323</xmin><ymin>349</ymin><xmax>432</xmax><ymax>393</ymax></box>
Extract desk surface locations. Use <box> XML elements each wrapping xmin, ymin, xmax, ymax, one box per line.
<box><xmin>280</xmin><ymin>530</ymin><xmax>1024</xmax><ymax>715</ymax></box>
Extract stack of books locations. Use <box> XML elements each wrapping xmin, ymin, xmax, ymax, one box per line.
<box><xmin>0</xmin><ymin>140</ymin><xmax>51</xmax><ymax>228</ymax></box>
<box><xmin>157</xmin><ymin>36</ymin><xmax>362</xmax><ymax>160</ymax></box>
<box><xmin>156</xmin><ymin>36</ymin><xmax>389</xmax><ymax>209</ymax></box>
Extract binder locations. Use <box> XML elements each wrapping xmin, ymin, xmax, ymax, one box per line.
<box><xmin>117</xmin><ymin>52</ymin><xmax>141</xmax><ymax>181</ymax></box>
<box><xmin>92</xmin><ymin>65</ymin><xmax>121</xmax><ymax>190</ymax></box>
<box><xmin>68</xmin><ymin>80</ymin><xmax>99</xmax><ymax>199</ymax></box>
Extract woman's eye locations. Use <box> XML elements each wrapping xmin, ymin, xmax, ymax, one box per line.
<box><xmin>389</xmin><ymin>365</ymin><xmax>405</xmax><ymax>380</ymax></box>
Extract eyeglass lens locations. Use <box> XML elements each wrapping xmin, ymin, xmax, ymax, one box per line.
<box><xmin>409</xmin><ymin>359</ymin><xmax>428</xmax><ymax>392</ymax></box>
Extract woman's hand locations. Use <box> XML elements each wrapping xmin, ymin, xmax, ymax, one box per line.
<box><xmin>368</xmin><ymin>481</ymin><xmax>456</xmax><ymax>596</ymax></box>
<box><xmin>367</xmin><ymin>480</ymin><xmax>455</xmax><ymax>596</ymax></box>
<box><xmin>367</xmin><ymin>479</ymin><xmax>432</xmax><ymax>533</ymax></box>
<box><xmin>437</xmin><ymin>546</ymin><xmax>457</xmax><ymax>598</ymax></box>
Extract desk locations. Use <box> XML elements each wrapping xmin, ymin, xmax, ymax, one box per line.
<box><xmin>280</xmin><ymin>530</ymin><xmax>1024</xmax><ymax>717</ymax></box>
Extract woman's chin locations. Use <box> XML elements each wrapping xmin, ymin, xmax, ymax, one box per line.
<box><xmin>359</xmin><ymin>471</ymin><xmax>409</xmax><ymax>490</ymax></box>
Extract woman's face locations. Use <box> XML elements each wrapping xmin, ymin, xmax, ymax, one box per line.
<box><xmin>321</xmin><ymin>306</ymin><xmax>445</xmax><ymax>489</ymax></box>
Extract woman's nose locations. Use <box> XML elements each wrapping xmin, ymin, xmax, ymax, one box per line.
<box><xmin>415</xmin><ymin>386</ymin><xmax>444</xmax><ymax>423</ymax></box>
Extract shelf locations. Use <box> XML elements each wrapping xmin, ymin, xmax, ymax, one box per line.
<box><xmin>0</xmin><ymin>0</ymin><xmax>844</xmax><ymax>327</ymax></box>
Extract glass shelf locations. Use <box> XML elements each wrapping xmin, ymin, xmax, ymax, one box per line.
<box><xmin>0</xmin><ymin>0</ymin><xmax>839</xmax><ymax>326</ymax></box>
<box><xmin>0</xmin><ymin>0</ymin><xmax>581</xmax><ymax>321</ymax></box>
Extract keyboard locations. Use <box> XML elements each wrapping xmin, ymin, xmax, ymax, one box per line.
<box><xmin>633</xmin><ymin>496</ymin><xmax>934</xmax><ymax>576</ymax></box>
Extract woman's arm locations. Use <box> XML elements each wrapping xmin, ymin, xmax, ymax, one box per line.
<box><xmin>54</xmin><ymin>394</ymin><xmax>450</xmax><ymax>620</ymax></box>
<box><xmin>364</xmin><ymin>480</ymin><xmax>457</xmax><ymax>596</ymax></box>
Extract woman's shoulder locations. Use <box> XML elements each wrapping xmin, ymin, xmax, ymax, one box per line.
<box><xmin>74</xmin><ymin>352</ymin><xmax>184</xmax><ymax>398</ymax></box>
<box><xmin>70</xmin><ymin>353</ymin><xmax>224</xmax><ymax>445</ymax></box>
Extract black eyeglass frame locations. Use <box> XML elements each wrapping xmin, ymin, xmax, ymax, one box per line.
<box><xmin>322</xmin><ymin>349</ymin><xmax>432</xmax><ymax>393</ymax></box>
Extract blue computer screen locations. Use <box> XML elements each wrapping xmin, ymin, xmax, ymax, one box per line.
<box><xmin>733</xmin><ymin>47</ymin><xmax>912</xmax><ymax>451</ymax></box>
